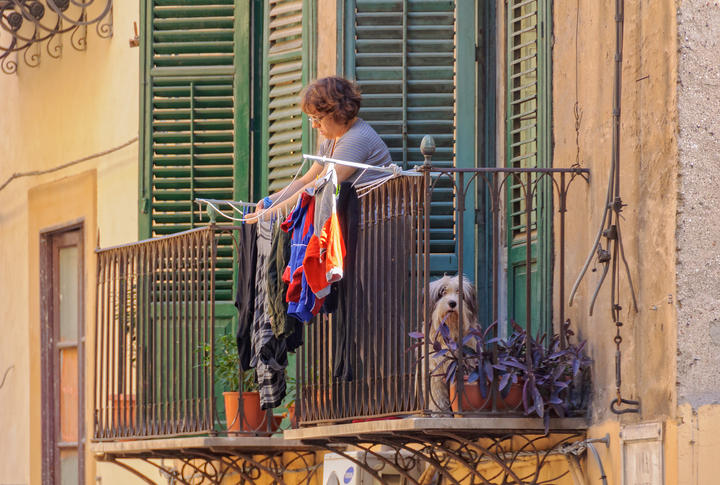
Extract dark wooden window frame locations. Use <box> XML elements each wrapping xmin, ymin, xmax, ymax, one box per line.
<box><xmin>40</xmin><ymin>219</ymin><xmax>85</xmax><ymax>485</ymax></box>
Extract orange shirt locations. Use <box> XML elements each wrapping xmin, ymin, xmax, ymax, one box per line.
<box><xmin>303</xmin><ymin>210</ymin><xmax>346</xmax><ymax>298</ymax></box>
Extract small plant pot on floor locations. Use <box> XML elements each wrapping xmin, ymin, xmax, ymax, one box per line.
<box><xmin>223</xmin><ymin>391</ymin><xmax>281</xmax><ymax>433</ymax></box>
<box><xmin>112</xmin><ymin>394</ymin><xmax>137</xmax><ymax>428</ymax></box>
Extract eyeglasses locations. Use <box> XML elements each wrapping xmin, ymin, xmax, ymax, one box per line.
<box><xmin>308</xmin><ymin>114</ymin><xmax>325</xmax><ymax>125</ymax></box>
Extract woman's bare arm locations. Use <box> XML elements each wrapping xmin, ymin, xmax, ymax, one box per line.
<box><xmin>246</xmin><ymin>156</ymin><xmax>359</xmax><ymax>224</ymax></box>
<box><xmin>245</xmin><ymin>162</ymin><xmax>324</xmax><ymax>223</ymax></box>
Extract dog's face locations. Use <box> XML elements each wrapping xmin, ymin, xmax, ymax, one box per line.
<box><xmin>428</xmin><ymin>275</ymin><xmax>478</xmax><ymax>337</ymax></box>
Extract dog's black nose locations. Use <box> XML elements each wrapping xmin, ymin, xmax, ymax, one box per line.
<box><xmin>448</xmin><ymin>300</ymin><xmax>457</xmax><ymax>309</ymax></box>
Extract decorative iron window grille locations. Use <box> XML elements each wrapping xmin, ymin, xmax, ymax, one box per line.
<box><xmin>0</xmin><ymin>0</ymin><xmax>112</xmax><ymax>74</ymax></box>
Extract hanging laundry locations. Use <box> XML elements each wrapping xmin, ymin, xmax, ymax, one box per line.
<box><xmin>304</xmin><ymin>168</ymin><xmax>346</xmax><ymax>299</ymax></box>
<box><xmin>234</xmin><ymin>223</ymin><xmax>257</xmax><ymax>372</ymax></box>
<box><xmin>266</xmin><ymin>222</ymin><xmax>304</xmax><ymax>351</ymax></box>
<box><xmin>251</xmin><ymin>219</ymin><xmax>288</xmax><ymax>409</ymax></box>
<box><xmin>282</xmin><ymin>192</ymin><xmax>325</xmax><ymax>323</ymax></box>
<box><xmin>332</xmin><ymin>182</ymin><xmax>360</xmax><ymax>381</ymax></box>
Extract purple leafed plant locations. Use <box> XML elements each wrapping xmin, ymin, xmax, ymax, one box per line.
<box><xmin>410</xmin><ymin>319</ymin><xmax>592</xmax><ymax>433</ymax></box>
<box><xmin>494</xmin><ymin>321</ymin><xmax>592</xmax><ymax>433</ymax></box>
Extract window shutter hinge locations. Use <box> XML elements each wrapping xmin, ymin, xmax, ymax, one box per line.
<box><xmin>141</xmin><ymin>197</ymin><xmax>150</xmax><ymax>214</ymax></box>
<box><xmin>250</xmin><ymin>117</ymin><xmax>255</xmax><ymax>131</ymax></box>
<box><xmin>475</xmin><ymin>44</ymin><xmax>480</xmax><ymax>62</ymax></box>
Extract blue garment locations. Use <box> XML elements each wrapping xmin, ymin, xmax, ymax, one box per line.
<box><xmin>282</xmin><ymin>192</ymin><xmax>324</xmax><ymax>323</ymax></box>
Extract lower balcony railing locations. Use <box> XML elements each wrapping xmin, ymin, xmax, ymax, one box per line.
<box><xmin>93</xmin><ymin>158</ymin><xmax>589</xmax><ymax>441</ymax></box>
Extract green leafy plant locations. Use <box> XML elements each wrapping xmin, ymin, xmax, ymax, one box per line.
<box><xmin>197</xmin><ymin>333</ymin><xmax>257</xmax><ymax>392</ymax></box>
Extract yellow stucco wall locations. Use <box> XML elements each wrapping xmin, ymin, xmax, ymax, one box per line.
<box><xmin>317</xmin><ymin>0</ymin><xmax>338</xmax><ymax>78</ymax></box>
<box><xmin>676</xmin><ymin>404</ymin><xmax>720</xmax><ymax>485</ymax></box>
<box><xmin>552</xmin><ymin>0</ymin><xmax>686</xmax><ymax>483</ymax></box>
<box><xmin>553</xmin><ymin>0</ymin><xmax>678</xmax><ymax>423</ymax></box>
<box><xmin>0</xmin><ymin>1</ymin><xmax>141</xmax><ymax>483</ymax></box>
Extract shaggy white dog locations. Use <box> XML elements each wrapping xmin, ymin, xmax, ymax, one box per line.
<box><xmin>423</xmin><ymin>275</ymin><xmax>478</xmax><ymax>413</ymax></box>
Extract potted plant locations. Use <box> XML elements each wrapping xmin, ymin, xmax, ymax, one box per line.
<box><xmin>495</xmin><ymin>321</ymin><xmax>592</xmax><ymax>433</ymax></box>
<box><xmin>409</xmin><ymin>319</ymin><xmax>591</xmax><ymax>423</ymax></box>
<box><xmin>199</xmin><ymin>334</ymin><xmax>281</xmax><ymax>433</ymax></box>
<box><xmin>410</xmin><ymin>320</ymin><xmax>521</xmax><ymax>413</ymax></box>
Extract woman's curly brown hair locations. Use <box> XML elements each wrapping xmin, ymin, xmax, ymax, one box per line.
<box><xmin>301</xmin><ymin>76</ymin><xmax>362</xmax><ymax>124</ymax></box>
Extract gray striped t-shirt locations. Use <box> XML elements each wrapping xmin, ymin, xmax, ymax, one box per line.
<box><xmin>317</xmin><ymin>118</ymin><xmax>393</xmax><ymax>185</ymax></box>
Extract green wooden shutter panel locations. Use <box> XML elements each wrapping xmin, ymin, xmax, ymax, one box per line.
<box><xmin>507</xmin><ymin>0</ymin><xmax>540</xmax><ymax>237</ymax></box>
<box><xmin>349</xmin><ymin>0</ymin><xmax>456</xmax><ymax>272</ymax></box>
<box><xmin>151</xmin><ymin>0</ymin><xmax>235</xmax><ymax>69</ymax></box>
<box><xmin>505</xmin><ymin>0</ymin><xmax>551</xmax><ymax>333</ymax></box>
<box><xmin>151</xmin><ymin>77</ymin><xmax>235</xmax><ymax>235</ymax></box>
<box><xmin>143</xmin><ymin>0</ymin><xmax>245</xmax><ymax>302</ymax></box>
<box><xmin>265</xmin><ymin>0</ymin><xmax>306</xmax><ymax>193</ymax></box>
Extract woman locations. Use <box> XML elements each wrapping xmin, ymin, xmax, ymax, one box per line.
<box><xmin>246</xmin><ymin>76</ymin><xmax>392</xmax><ymax>221</ymax></box>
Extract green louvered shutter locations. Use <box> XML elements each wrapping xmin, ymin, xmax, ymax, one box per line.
<box><xmin>505</xmin><ymin>0</ymin><xmax>551</xmax><ymax>335</ymax></box>
<box><xmin>140</xmin><ymin>0</ymin><xmax>252</xmax><ymax>302</ymax></box>
<box><xmin>261</xmin><ymin>0</ymin><xmax>313</xmax><ymax>194</ymax></box>
<box><xmin>346</xmin><ymin>0</ymin><xmax>457</xmax><ymax>274</ymax></box>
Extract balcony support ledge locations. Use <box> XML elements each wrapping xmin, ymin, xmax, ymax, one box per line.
<box><xmin>91</xmin><ymin>436</ymin><xmax>315</xmax><ymax>457</ymax></box>
<box><xmin>284</xmin><ymin>416</ymin><xmax>588</xmax><ymax>442</ymax></box>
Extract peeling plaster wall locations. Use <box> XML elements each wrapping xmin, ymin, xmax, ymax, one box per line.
<box><xmin>676</xmin><ymin>0</ymin><xmax>720</xmax><ymax>408</ymax></box>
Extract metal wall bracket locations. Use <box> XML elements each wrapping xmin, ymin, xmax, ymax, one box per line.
<box><xmin>0</xmin><ymin>0</ymin><xmax>113</xmax><ymax>74</ymax></box>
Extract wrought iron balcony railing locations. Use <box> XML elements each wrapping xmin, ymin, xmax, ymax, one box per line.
<box><xmin>0</xmin><ymin>0</ymin><xmax>113</xmax><ymax>74</ymax></box>
<box><xmin>94</xmin><ymin>227</ymin><xmax>219</xmax><ymax>440</ymax></box>
<box><xmin>297</xmin><ymin>160</ymin><xmax>590</xmax><ymax>425</ymax></box>
<box><xmin>93</xmin><ymin>158</ymin><xmax>588</xmax><ymax>441</ymax></box>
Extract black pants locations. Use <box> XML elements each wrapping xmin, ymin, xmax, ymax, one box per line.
<box><xmin>235</xmin><ymin>224</ymin><xmax>257</xmax><ymax>371</ymax></box>
<box><xmin>332</xmin><ymin>182</ymin><xmax>360</xmax><ymax>381</ymax></box>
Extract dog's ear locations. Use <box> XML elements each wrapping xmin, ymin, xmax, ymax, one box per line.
<box><xmin>426</xmin><ymin>277</ymin><xmax>445</xmax><ymax>309</ymax></box>
<box><xmin>463</xmin><ymin>276</ymin><xmax>478</xmax><ymax>318</ymax></box>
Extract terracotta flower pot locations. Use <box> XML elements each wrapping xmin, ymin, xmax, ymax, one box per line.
<box><xmin>223</xmin><ymin>391</ymin><xmax>282</xmax><ymax>432</ymax></box>
<box><xmin>112</xmin><ymin>394</ymin><xmax>136</xmax><ymax>427</ymax></box>
<box><xmin>449</xmin><ymin>380</ymin><xmax>523</xmax><ymax>412</ymax></box>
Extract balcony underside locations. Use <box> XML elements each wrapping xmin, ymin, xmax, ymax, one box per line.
<box><xmin>91</xmin><ymin>422</ymin><xmax>589</xmax><ymax>485</ymax></box>
<box><xmin>92</xmin><ymin>437</ymin><xmax>323</xmax><ymax>485</ymax></box>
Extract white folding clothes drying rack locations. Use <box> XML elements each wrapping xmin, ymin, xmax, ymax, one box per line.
<box><xmin>195</xmin><ymin>154</ymin><xmax>424</xmax><ymax>223</ymax></box>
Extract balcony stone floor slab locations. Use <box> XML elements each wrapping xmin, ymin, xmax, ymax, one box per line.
<box><xmin>92</xmin><ymin>436</ymin><xmax>316</xmax><ymax>458</ymax></box>
<box><xmin>284</xmin><ymin>416</ymin><xmax>588</xmax><ymax>442</ymax></box>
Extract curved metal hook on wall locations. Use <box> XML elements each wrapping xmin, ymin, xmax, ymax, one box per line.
<box><xmin>610</xmin><ymin>397</ymin><xmax>641</xmax><ymax>415</ymax></box>
<box><xmin>0</xmin><ymin>0</ymin><xmax>112</xmax><ymax>74</ymax></box>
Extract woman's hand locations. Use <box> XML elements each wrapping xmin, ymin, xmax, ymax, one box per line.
<box><xmin>243</xmin><ymin>197</ymin><xmax>269</xmax><ymax>224</ymax></box>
